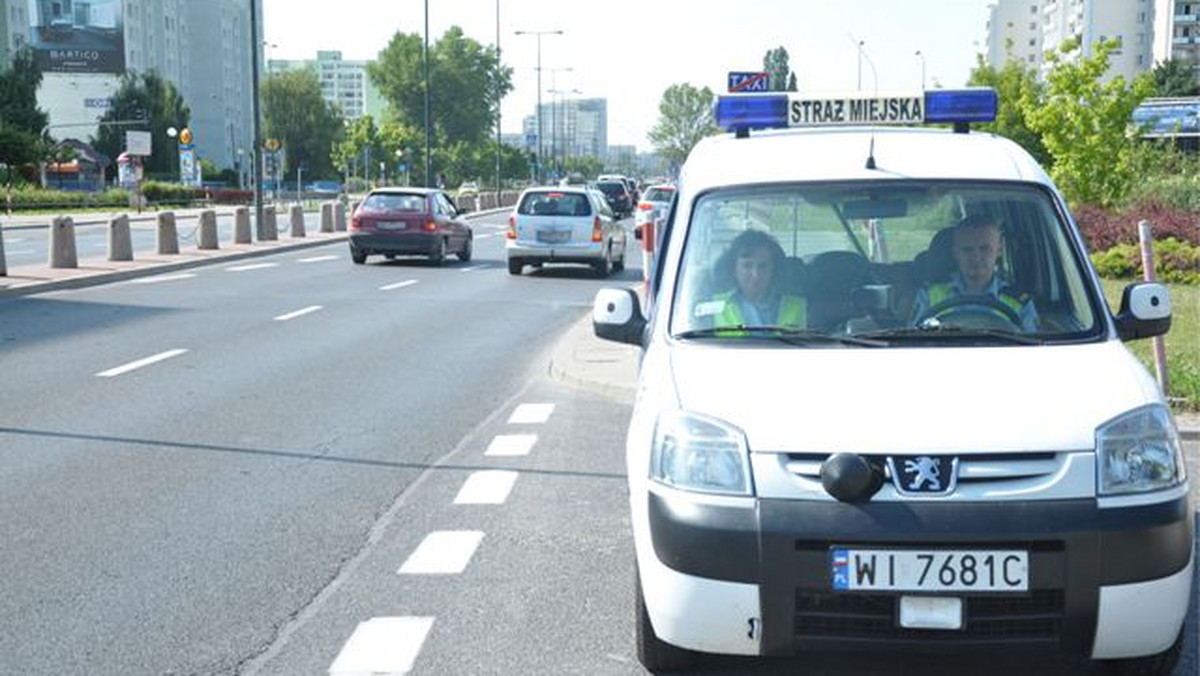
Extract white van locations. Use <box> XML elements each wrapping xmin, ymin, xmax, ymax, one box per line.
<box><xmin>592</xmin><ymin>89</ymin><xmax>1191</xmax><ymax>674</ymax></box>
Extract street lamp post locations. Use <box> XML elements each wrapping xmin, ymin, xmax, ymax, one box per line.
<box><xmin>514</xmin><ymin>28</ymin><xmax>563</xmax><ymax>184</ymax></box>
<box><xmin>857</xmin><ymin>40</ymin><xmax>865</xmax><ymax>91</ymax></box>
<box><xmin>250</xmin><ymin>0</ymin><xmax>266</xmax><ymax>239</ymax></box>
<box><xmin>915</xmin><ymin>50</ymin><xmax>926</xmax><ymax>89</ymax></box>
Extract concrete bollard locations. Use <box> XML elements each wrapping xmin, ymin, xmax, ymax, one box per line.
<box><xmin>198</xmin><ymin>209</ymin><xmax>219</xmax><ymax>250</ymax></box>
<box><xmin>334</xmin><ymin>201</ymin><xmax>347</xmax><ymax>231</ymax></box>
<box><xmin>262</xmin><ymin>205</ymin><xmax>278</xmax><ymax>241</ymax></box>
<box><xmin>233</xmin><ymin>206</ymin><xmax>252</xmax><ymax>244</ymax></box>
<box><xmin>320</xmin><ymin>201</ymin><xmax>334</xmax><ymax>233</ymax></box>
<box><xmin>156</xmin><ymin>211</ymin><xmax>179</xmax><ymax>255</ymax></box>
<box><xmin>0</xmin><ymin>223</ymin><xmax>7</xmax><ymax>276</ymax></box>
<box><xmin>108</xmin><ymin>214</ymin><xmax>133</xmax><ymax>261</ymax></box>
<box><xmin>49</xmin><ymin>215</ymin><xmax>78</xmax><ymax>268</ymax></box>
<box><xmin>289</xmin><ymin>204</ymin><xmax>305</xmax><ymax>237</ymax></box>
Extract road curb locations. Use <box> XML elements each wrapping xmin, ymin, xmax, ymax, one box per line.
<box><xmin>547</xmin><ymin>312</ymin><xmax>638</xmax><ymax>403</ymax></box>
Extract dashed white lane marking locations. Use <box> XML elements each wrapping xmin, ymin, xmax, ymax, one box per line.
<box><xmin>458</xmin><ymin>265</ymin><xmax>487</xmax><ymax>273</ymax></box>
<box><xmin>379</xmin><ymin>279</ymin><xmax>418</xmax><ymax>291</ymax></box>
<box><xmin>454</xmin><ymin>470</ymin><xmax>519</xmax><ymax>505</ymax></box>
<box><xmin>129</xmin><ymin>273</ymin><xmax>198</xmax><ymax>284</ymax></box>
<box><xmin>328</xmin><ymin>616</ymin><xmax>434</xmax><ymax>676</ymax></box>
<box><xmin>508</xmin><ymin>403</ymin><xmax>555</xmax><ymax>424</ymax></box>
<box><xmin>274</xmin><ymin>305</ymin><xmax>323</xmax><ymax>321</ymax></box>
<box><xmin>96</xmin><ymin>349</ymin><xmax>188</xmax><ymax>377</ymax></box>
<box><xmin>226</xmin><ymin>262</ymin><xmax>279</xmax><ymax>272</ymax></box>
<box><xmin>397</xmin><ymin>531</ymin><xmax>485</xmax><ymax>575</ymax></box>
<box><xmin>297</xmin><ymin>254</ymin><xmax>339</xmax><ymax>263</ymax></box>
<box><xmin>6</xmin><ymin>237</ymin><xmax>25</xmax><ymax>243</ymax></box>
<box><xmin>484</xmin><ymin>433</ymin><xmax>537</xmax><ymax>457</ymax></box>
<box><xmin>6</xmin><ymin>248</ymin><xmax>33</xmax><ymax>255</ymax></box>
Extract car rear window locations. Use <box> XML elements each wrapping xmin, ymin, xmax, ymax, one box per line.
<box><xmin>596</xmin><ymin>182</ymin><xmax>626</xmax><ymax>196</ymax></box>
<box><xmin>644</xmin><ymin>187</ymin><xmax>675</xmax><ymax>202</ymax></box>
<box><xmin>518</xmin><ymin>192</ymin><xmax>593</xmax><ymax>216</ymax></box>
<box><xmin>362</xmin><ymin>193</ymin><xmax>427</xmax><ymax>211</ymax></box>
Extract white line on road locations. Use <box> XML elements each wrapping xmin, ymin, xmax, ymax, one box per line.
<box><xmin>274</xmin><ymin>305</ymin><xmax>323</xmax><ymax>321</ymax></box>
<box><xmin>6</xmin><ymin>237</ymin><xmax>25</xmax><ymax>243</ymax></box>
<box><xmin>6</xmin><ymin>248</ymin><xmax>33</xmax><ymax>255</ymax></box>
<box><xmin>508</xmin><ymin>403</ymin><xmax>555</xmax><ymax>424</ymax></box>
<box><xmin>296</xmin><ymin>254</ymin><xmax>339</xmax><ymax>263</ymax></box>
<box><xmin>226</xmin><ymin>262</ymin><xmax>279</xmax><ymax>272</ymax></box>
<box><xmin>96</xmin><ymin>349</ymin><xmax>188</xmax><ymax>377</ymax></box>
<box><xmin>454</xmin><ymin>470</ymin><xmax>519</xmax><ymax>505</ymax></box>
<box><xmin>484</xmin><ymin>434</ymin><xmax>538</xmax><ymax>457</ymax></box>
<box><xmin>458</xmin><ymin>265</ymin><xmax>487</xmax><ymax>273</ymax></box>
<box><xmin>379</xmin><ymin>279</ymin><xmax>418</xmax><ymax>291</ymax></box>
<box><xmin>328</xmin><ymin>617</ymin><xmax>434</xmax><ymax>676</ymax></box>
<box><xmin>128</xmin><ymin>273</ymin><xmax>198</xmax><ymax>284</ymax></box>
<box><xmin>397</xmin><ymin>531</ymin><xmax>485</xmax><ymax>575</ymax></box>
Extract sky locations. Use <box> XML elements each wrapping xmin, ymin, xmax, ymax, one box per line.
<box><xmin>262</xmin><ymin>0</ymin><xmax>998</xmax><ymax>151</ymax></box>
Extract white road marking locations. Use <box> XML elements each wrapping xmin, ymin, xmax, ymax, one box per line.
<box><xmin>379</xmin><ymin>279</ymin><xmax>418</xmax><ymax>291</ymax></box>
<box><xmin>397</xmin><ymin>531</ymin><xmax>485</xmax><ymax>575</ymax></box>
<box><xmin>297</xmin><ymin>254</ymin><xmax>339</xmax><ymax>263</ymax></box>
<box><xmin>328</xmin><ymin>616</ymin><xmax>434</xmax><ymax>676</ymax></box>
<box><xmin>458</xmin><ymin>265</ymin><xmax>487</xmax><ymax>273</ymax></box>
<box><xmin>129</xmin><ymin>273</ymin><xmax>198</xmax><ymax>284</ymax></box>
<box><xmin>485</xmin><ymin>434</ymin><xmax>537</xmax><ymax>457</ymax></box>
<box><xmin>7</xmin><ymin>237</ymin><xmax>25</xmax><ymax>243</ymax></box>
<box><xmin>6</xmin><ymin>248</ymin><xmax>34</xmax><ymax>255</ymax></box>
<box><xmin>508</xmin><ymin>403</ymin><xmax>555</xmax><ymax>424</ymax></box>
<box><xmin>96</xmin><ymin>349</ymin><xmax>188</xmax><ymax>377</ymax></box>
<box><xmin>454</xmin><ymin>470</ymin><xmax>519</xmax><ymax>505</ymax></box>
<box><xmin>226</xmin><ymin>262</ymin><xmax>279</xmax><ymax>272</ymax></box>
<box><xmin>274</xmin><ymin>305</ymin><xmax>323</xmax><ymax>321</ymax></box>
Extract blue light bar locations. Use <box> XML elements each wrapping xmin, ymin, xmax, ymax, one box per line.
<box><xmin>923</xmin><ymin>88</ymin><xmax>998</xmax><ymax>124</ymax></box>
<box><xmin>714</xmin><ymin>88</ymin><xmax>998</xmax><ymax>133</ymax></box>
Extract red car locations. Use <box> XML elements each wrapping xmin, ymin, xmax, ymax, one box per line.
<box><xmin>349</xmin><ymin>187</ymin><xmax>473</xmax><ymax>265</ymax></box>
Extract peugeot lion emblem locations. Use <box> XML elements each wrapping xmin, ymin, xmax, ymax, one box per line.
<box><xmin>887</xmin><ymin>455</ymin><xmax>959</xmax><ymax>496</ymax></box>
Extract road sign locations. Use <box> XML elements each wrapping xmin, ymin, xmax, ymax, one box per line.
<box><xmin>125</xmin><ymin>130</ymin><xmax>151</xmax><ymax>156</ymax></box>
<box><xmin>728</xmin><ymin>71</ymin><xmax>769</xmax><ymax>93</ymax></box>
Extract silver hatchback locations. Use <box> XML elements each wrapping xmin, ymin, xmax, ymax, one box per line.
<box><xmin>506</xmin><ymin>186</ymin><xmax>628</xmax><ymax>277</ymax></box>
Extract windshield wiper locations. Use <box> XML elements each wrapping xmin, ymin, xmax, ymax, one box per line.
<box><xmin>857</xmin><ymin>325</ymin><xmax>1043</xmax><ymax>345</ymax></box>
<box><xmin>674</xmin><ymin>325</ymin><xmax>887</xmax><ymax>347</ymax></box>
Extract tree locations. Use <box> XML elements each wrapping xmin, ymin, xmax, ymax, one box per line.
<box><xmin>93</xmin><ymin>71</ymin><xmax>190</xmax><ymax>178</ymax></box>
<box><xmin>0</xmin><ymin>48</ymin><xmax>49</xmax><ymax>178</ymax></box>
<box><xmin>763</xmin><ymin>46</ymin><xmax>798</xmax><ymax>92</ymax></box>
<box><xmin>966</xmin><ymin>53</ymin><xmax>1050</xmax><ymax>166</ymax></box>
<box><xmin>1024</xmin><ymin>38</ymin><xmax>1154</xmax><ymax>207</ymax></box>
<box><xmin>262</xmin><ymin>67</ymin><xmax>343</xmax><ymax>179</ymax></box>
<box><xmin>649</xmin><ymin>83</ymin><xmax>720</xmax><ymax>169</ymax></box>
<box><xmin>368</xmin><ymin>26</ymin><xmax>512</xmax><ymax>183</ymax></box>
<box><xmin>1151</xmin><ymin>58</ymin><xmax>1200</xmax><ymax>97</ymax></box>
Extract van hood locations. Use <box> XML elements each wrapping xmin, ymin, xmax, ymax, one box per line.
<box><xmin>668</xmin><ymin>341</ymin><xmax>1161</xmax><ymax>454</ymax></box>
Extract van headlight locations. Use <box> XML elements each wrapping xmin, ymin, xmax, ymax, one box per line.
<box><xmin>650</xmin><ymin>410</ymin><xmax>753</xmax><ymax>496</ymax></box>
<box><xmin>1096</xmin><ymin>405</ymin><xmax>1186</xmax><ymax>496</ymax></box>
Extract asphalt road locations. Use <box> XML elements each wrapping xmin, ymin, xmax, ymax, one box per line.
<box><xmin>0</xmin><ymin>210</ymin><xmax>1195</xmax><ymax>675</ymax></box>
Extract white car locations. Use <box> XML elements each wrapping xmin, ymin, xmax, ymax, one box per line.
<box><xmin>506</xmin><ymin>186</ymin><xmax>627</xmax><ymax>277</ymax></box>
<box><xmin>593</xmin><ymin>89</ymin><xmax>1189</xmax><ymax>674</ymax></box>
<box><xmin>634</xmin><ymin>183</ymin><xmax>675</xmax><ymax>236</ymax></box>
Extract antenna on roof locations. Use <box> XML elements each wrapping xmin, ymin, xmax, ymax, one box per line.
<box><xmin>858</xmin><ymin>40</ymin><xmax>881</xmax><ymax>170</ymax></box>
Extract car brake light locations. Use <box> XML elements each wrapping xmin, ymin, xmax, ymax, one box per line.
<box><xmin>507</xmin><ymin>214</ymin><xmax>516</xmax><ymax>239</ymax></box>
<box><xmin>592</xmin><ymin>216</ymin><xmax>602</xmax><ymax>242</ymax></box>
<box><xmin>424</xmin><ymin>220</ymin><xmax>437</xmax><ymax>232</ymax></box>
<box><xmin>350</xmin><ymin>215</ymin><xmax>361</xmax><ymax>230</ymax></box>
<box><xmin>638</xmin><ymin>202</ymin><xmax>653</xmax><ymax>210</ymax></box>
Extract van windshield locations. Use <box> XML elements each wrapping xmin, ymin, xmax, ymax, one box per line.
<box><xmin>670</xmin><ymin>182</ymin><xmax>1103</xmax><ymax>344</ymax></box>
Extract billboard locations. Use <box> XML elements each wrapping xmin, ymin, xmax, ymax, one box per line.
<box><xmin>1132</xmin><ymin>97</ymin><xmax>1200</xmax><ymax>138</ymax></box>
<box><xmin>28</xmin><ymin>0</ymin><xmax>125</xmax><ymax>74</ymax></box>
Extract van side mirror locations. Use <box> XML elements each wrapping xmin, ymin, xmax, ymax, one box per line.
<box><xmin>593</xmin><ymin>288</ymin><xmax>647</xmax><ymax>346</ymax></box>
<box><xmin>1115</xmin><ymin>282</ymin><xmax>1171</xmax><ymax>341</ymax></box>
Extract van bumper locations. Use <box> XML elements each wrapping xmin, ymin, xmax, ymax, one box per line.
<box><xmin>646</xmin><ymin>491</ymin><xmax>1193</xmax><ymax>659</ymax></box>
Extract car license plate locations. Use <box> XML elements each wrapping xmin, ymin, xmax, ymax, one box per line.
<box><xmin>378</xmin><ymin>221</ymin><xmax>407</xmax><ymax>230</ymax></box>
<box><xmin>536</xmin><ymin>230</ymin><xmax>570</xmax><ymax>244</ymax></box>
<box><xmin>830</xmin><ymin>548</ymin><xmax>1028</xmax><ymax>592</ymax></box>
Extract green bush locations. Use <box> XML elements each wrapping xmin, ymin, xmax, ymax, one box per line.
<box><xmin>1090</xmin><ymin>238</ymin><xmax>1200</xmax><ymax>285</ymax></box>
<box><xmin>140</xmin><ymin>181</ymin><xmax>204</xmax><ymax>206</ymax></box>
<box><xmin>7</xmin><ymin>185</ymin><xmax>131</xmax><ymax>211</ymax></box>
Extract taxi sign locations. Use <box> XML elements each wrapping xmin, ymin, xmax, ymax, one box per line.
<box><xmin>728</xmin><ymin>71</ymin><xmax>769</xmax><ymax>93</ymax></box>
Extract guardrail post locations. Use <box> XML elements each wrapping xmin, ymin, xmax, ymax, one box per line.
<box><xmin>334</xmin><ymin>201</ymin><xmax>347</xmax><ymax>231</ymax></box>
<box><xmin>49</xmin><ymin>215</ymin><xmax>78</xmax><ymax>268</ymax></box>
<box><xmin>289</xmin><ymin>204</ymin><xmax>306</xmax><ymax>237</ymax></box>
<box><xmin>198</xmin><ymin>209</ymin><xmax>219</xmax><ymax>250</ymax></box>
<box><xmin>262</xmin><ymin>205</ymin><xmax>278</xmax><ymax>241</ymax></box>
<box><xmin>320</xmin><ymin>201</ymin><xmax>334</xmax><ymax>233</ymax></box>
<box><xmin>108</xmin><ymin>214</ymin><xmax>133</xmax><ymax>261</ymax></box>
<box><xmin>233</xmin><ymin>206</ymin><xmax>252</xmax><ymax>244</ymax></box>
<box><xmin>156</xmin><ymin>211</ymin><xmax>179</xmax><ymax>254</ymax></box>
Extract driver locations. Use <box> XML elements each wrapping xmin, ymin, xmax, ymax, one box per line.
<box><xmin>911</xmin><ymin>215</ymin><xmax>1038</xmax><ymax>331</ymax></box>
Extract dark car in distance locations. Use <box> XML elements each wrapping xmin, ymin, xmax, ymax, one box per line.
<box><xmin>349</xmin><ymin>188</ymin><xmax>473</xmax><ymax>265</ymax></box>
<box><xmin>595</xmin><ymin>180</ymin><xmax>633</xmax><ymax>219</ymax></box>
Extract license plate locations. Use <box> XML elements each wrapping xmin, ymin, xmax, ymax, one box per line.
<box><xmin>536</xmin><ymin>230</ymin><xmax>570</xmax><ymax>244</ymax></box>
<box><xmin>378</xmin><ymin>221</ymin><xmax>407</xmax><ymax>230</ymax></box>
<box><xmin>830</xmin><ymin>548</ymin><xmax>1028</xmax><ymax>592</ymax></box>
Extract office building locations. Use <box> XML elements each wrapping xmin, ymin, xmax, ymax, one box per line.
<box><xmin>1154</xmin><ymin>0</ymin><xmax>1200</xmax><ymax>66</ymax></box>
<box><xmin>2</xmin><ymin>0</ymin><xmax>32</xmax><ymax>63</ymax></box>
<box><xmin>985</xmin><ymin>0</ymin><xmax>1045</xmax><ymax>69</ymax></box>
<box><xmin>268</xmin><ymin>50</ymin><xmax>384</xmax><ymax>121</ymax></box>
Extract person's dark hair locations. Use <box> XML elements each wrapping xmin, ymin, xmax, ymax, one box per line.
<box><xmin>716</xmin><ymin>229</ymin><xmax>786</xmax><ymax>290</ymax></box>
<box><xmin>956</xmin><ymin>213</ymin><xmax>1001</xmax><ymax>233</ymax></box>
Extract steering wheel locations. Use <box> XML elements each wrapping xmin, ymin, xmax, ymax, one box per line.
<box><xmin>917</xmin><ymin>295</ymin><xmax>1023</xmax><ymax>331</ymax></box>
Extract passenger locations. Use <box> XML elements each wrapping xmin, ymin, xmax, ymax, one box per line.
<box><xmin>705</xmin><ymin>229</ymin><xmax>806</xmax><ymax>330</ymax></box>
<box><xmin>911</xmin><ymin>215</ymin><xmax>1038</xmax><ymax>331</ymax></box>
